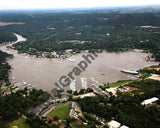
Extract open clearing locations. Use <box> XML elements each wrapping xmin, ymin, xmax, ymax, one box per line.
<box><xmin>47</xmin><ymin>104</ymin><xmax>71</xmax><ymax>120</ymax></box>
<box><xmin>5</xmin><ymin>118</ymin><xmax>30</xmax><ymax>128</ymax></box>
<box><xmin>0</xmin><ymin>22</ymin><xmax>25</xmax><ymax>26</ymax></box>
<box><xmin>102</xmin><ymin>80</ymin><xmax>132</xmax><ymax>89</ymax></box>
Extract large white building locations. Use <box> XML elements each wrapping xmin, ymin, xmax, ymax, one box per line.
<box><xmin>141</xmin><ymin>97</ymin><xmax>159</xmax><ymax>106</ymax></box>
<box><xmin>108</xmin><ymin>120</ymin><xmax>121</xmax><ymax>128</ymax></box>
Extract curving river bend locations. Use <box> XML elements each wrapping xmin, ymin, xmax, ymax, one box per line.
<box><xmin>0</xmin><ymin>33</ymin><xmax>159</xmax><ymax>91</ymax></box>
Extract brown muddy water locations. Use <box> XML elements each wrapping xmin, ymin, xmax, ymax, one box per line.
<box><xmin>0</xmin><ymin>34</ymin><xmax>159</xmax><ymax>91</ymax></box>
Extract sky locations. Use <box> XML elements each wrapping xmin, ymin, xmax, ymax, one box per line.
<box><xmin>0</xmin><ymin>0</ymin><xmax>160</xmax><ymax>10</ymax></box>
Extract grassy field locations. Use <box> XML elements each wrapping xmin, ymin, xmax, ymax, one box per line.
<box><xmin>47</xmin><ymin>104</ymin><xmax>71</xmax><ymax>120</ymax></box>
<box><xmin>5</xmin><ymin>118</ymin><xmax>30</xmax><ymax>128</ymax></box>
<box><xmin>68</xmin><ymin>52</ymin><xmax>74</xmax><ymax>56</ymax></box>
<box><xmin>102</xmin><ymin>80</ymin><xmax>132</xmax><ymax>89</ymax></box>
<box><xmin>70</xmin><ymin>121</ymin><xmax>86</xmax><ymax>128</ymax></box>
<box><xmin>145</xmin><ymin>65</ymin><xmax>160</xmax><ymax>68</ymax></box>
<box><xmin>141</xmin><ymin>74</ymin><xmax>151</xmax><ymax>79</ymax></box>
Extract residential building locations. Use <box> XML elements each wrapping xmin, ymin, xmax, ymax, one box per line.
<box><xmin>51</xmin><ymin>121</ymin><xmax>58</xmax><ymax>125</ymax></box>
<box><xmin>77</xmin><ymin>119</ymin><xmax>83</xmax><ymax>125</ymax></box>
<box><xmin>141</xmin><ymin>97</ymin><xmax>159</xmax><ymax>106</ymax></box>
<box><xmin>47</xmin><ymin>116</ymin><xmax>53</xmax><ymax>122</ymax></box>
<box><xmin>72</xmin><ymin>102</ymin><xmax>77</xmax><ymax>109</ymax></box>
<box><xmin>108</xmin><ymin>120</ymin><xmax>121</xmax><ymax>128</ymax></box>
<box><xmin>69</xmin><ymin>109</ymin><xmax>75</xmax><ymax>117</ymax></box>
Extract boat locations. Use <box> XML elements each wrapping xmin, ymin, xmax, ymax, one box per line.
<box><xmin>121</xmin><ymin>69</ymin><xmax>139</xmax><ymax>75</ymax></box>
<box><xmin>67</xmin><ymin>58</ymin><xmax>76</xmax><ymax>62</ymax></box>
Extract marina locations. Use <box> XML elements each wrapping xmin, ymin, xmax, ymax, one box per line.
<box><xmin>80</xmin><ymin>77</ymin><xmax>88</xmax><ymax>89</ymax></box>
<box><xmin>69</xmin><ymin>79</ymin><xmax>76</xmax><ymax>92</ymax></box>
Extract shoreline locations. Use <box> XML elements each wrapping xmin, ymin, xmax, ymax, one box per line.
<box><xmin>0</xmin><ymin>33</ymin><xmax>153</xmax><ymax>61</ymax></box>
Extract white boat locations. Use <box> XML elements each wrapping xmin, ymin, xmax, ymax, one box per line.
<box><xmin>121</xmin><ymin>69</ymin><xmax>139</xmax><ymax>75</ymax></box>
<box><xmin>67</xmin><ymin>58</ymin><xmax>76</xmax><ymax>62</ymax></box>
<box><xmin>23</xmin><ymin>81</ymin><xmax>27</xmax><ymax>84</ymax></box>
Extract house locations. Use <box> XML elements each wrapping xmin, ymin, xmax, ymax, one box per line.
<box><xmin>75</xmin><ymin>32</ymin><xmax>82</xmax><ymax>35</ymax></box>
<box><xmin>120</xmin><ymin>125</ymin><xmax>129</xmax><ymax>128</ymax></box>
<box><xmin>47</xmin><ymin>116</ymin><xmax>53</xmax><ymax>122</ymax></box>
<box><xmin>51</xmin><ymin>121</ymin><xmax>58</xmax><ymax>125</ymax></box>
<box><xmin>141</xmin><ymin>97</ymin><xmax>159</xmax><ymax>106</ymax></box>
<box><xmin>108</xmin><ymin>120</ymin><xmax>121</xmax><ymax>128</ymax></box>
<box><xmin>50</xmin><ymin>98</ymin><xmax>67</xmax><ymax>103</ymax></box>
<box><xmin>59</xmin><ymin>126</ymin><xmax>64</xmax><ymax>128</ymax></box>
<box><xmin>65</xmin><ymin>49</ymin><xmax>73</xmax><ymax>53</ymax></box>
<box><xmin>72</xmin><ymin>102</ymin><xmax>77</xmax><ymax>109</ymax></box>
<box><xmin>51</xmin><ymin>51</ymin><xmax>57</xmax><ymax>56</ymax></box>
<box><xmin>77</xmin><ymin>119</ymin><xmax>83</xmax><ymax>125</ymax></box>
<box><xmin>69</xmin><ymin>109</ymin><xmax>75</xmax><ymax>117</ymax></box>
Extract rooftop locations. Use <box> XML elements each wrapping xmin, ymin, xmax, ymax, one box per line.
<box><xmin>77</xmin><ymin>119</ymin><xmax>83</xmax><ymax>124</ymax></box>
<box><xmin>108</xmin><ymin>120</ymin><xmax>121</xmax><ymax>128</ymax></box>
<box><xmin>141</xmin><ymin>97</ymin><xmax>159</xmax><ymax>105</ymax></box>
<box><xmin>72</xmin><ymin>102</ymin><xmax>77</xmax><ymax>108</ymax></box>
<box><xmin>51</xmin><ymin>121</ymin><xmax>58</xmax><ymax>125</ymax></box>
<box><xmin>69</xmin><ymin>109</ymin><xmax>75</xmax><ymax>117</ymax></box>
<box><xmin>120</xmin><ymin>125</ymin><xmax>129</xmax><ymax>128</ymax></box>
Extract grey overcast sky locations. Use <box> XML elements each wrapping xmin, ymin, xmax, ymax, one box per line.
<box><xmin>0</xmin><ymin>0</ymin><xmax>160</xmax><ymax>10</ymax></box>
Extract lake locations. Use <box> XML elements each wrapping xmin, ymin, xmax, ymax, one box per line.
<box><xmin>0</xmin><ymin>34</ymin><xmax>159</xmax><ymax>91</ymax></box>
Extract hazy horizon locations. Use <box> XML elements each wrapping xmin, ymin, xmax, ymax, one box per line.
<box><xmin>0</xmin><ymin>0</ymin><xmax>160</xmax><ymax>10</ymax></box>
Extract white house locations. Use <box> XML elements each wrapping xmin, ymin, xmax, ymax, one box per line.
<box><xmin>65</xmin><ymin>49</ymin><xmax>73</xmax><ymax>53</ymax></box>
<box><xmin>108</xmin><ymin>120</ymin><xmax>121</xmax><ymax>128</ymax></box>
<box><xmin>141</xmin><ymin>97</ymin><xmax>159</xmax><ymax>106</ymax></box>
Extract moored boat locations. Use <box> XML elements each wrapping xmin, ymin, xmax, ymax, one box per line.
<box><xmin>121</xmin><ymin>69</ymin><xmax>139</xmax><ymax>75</ymax></box>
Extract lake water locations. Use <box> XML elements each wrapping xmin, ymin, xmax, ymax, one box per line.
<box><xmin>0</xmin><ymin>34</ymin><xmax>159</xmax><ymax>91</ymax></box>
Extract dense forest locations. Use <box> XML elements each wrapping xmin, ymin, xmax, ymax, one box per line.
<box><xmin>0</xmin><ymin>50</ymin><xmax>13</xmax><ymax>85</ymax></box>
<box><xmin>75</xmin><ymin>79</ymin><xmax>160</xmax><ymax>128</ymax></box>
<box><xmin>0</xmin><ymin>10</ymin><xmax>159</xmax><ymax>59</ymax></box>
<box><xmin>0</xmin><ymin>32</ymin><xmax>17</xmax><ymax>44</ymax></box>
<box><xmin>0</xmin><ymin>89</ymin><xmax>49</xmax><ymax>127</ymax></box>
<box><xmin>0</xmin><ymin>49</ymin><xmax>51</xmax><ymax>128</ymax></box>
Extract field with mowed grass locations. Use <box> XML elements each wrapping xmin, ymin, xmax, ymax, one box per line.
<box><xmin>102</xmin><ymin>80</ymin><xmax>132</xmax><ymax>89</ymax></box>
<box><xmin>47</xmin><ymin>104</ymin><xmax>71</xmax><ymax>120</ymax></box>
<box><xmin>5</xmin><ymin>118</ymin><xmax>30</xmax><ymax>128</ymax></box>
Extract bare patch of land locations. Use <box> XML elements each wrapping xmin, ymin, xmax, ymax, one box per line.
<box><xmin>147</xmin><ymin>74</ymin><xmax>160</xmax><ymax>81</ymax></box>
<box><xmin>73</xmin><ymin>92</ymin><xmax>96</xmax><ymax>99</ymax></box>
<box><xmin>0</xmin><ymin>22</ymin><xmax>25</xmax><ymax>26</ymax></box>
